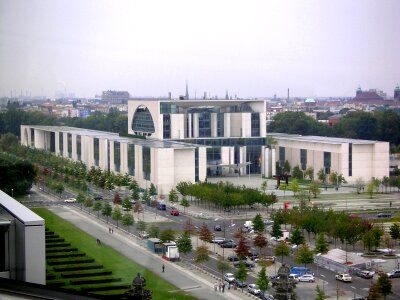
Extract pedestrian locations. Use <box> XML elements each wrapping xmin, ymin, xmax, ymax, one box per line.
<box><xmin>228</xmin><ymin>282</ymin><xmax>231</xmax><ymax>290</ymax></box>
<box><xmin>218</xmin><ymin>281</ymin><xmax>222</xmax><ymax>292</ymax></box>
<box><xmin>111</xmin><ymin>228</ymin><xmax>114</xmax><ymax>234</ymax></box>
<box><xmin>214</xmin><ymin>282</ymin><xmax>218</xmax><ymax>292</ymax></box>
<box><xmin>222</xmin><ymin>283</ymin><xmax>225</xmax><ymax>293</ymax></box>
<box><xmin>162</xmin><ymin>264</ymin><xmax>165</xmax><ymax>273</ymax></box>
<box><xmin>390</xmin><ymin>201</ymin><xmax>392</xmax><ymax>207</ymax></box>
<box><xmin>96</xmin><ymin>238</ymin><xmax>99</xmax><ymax>244</ymax></box>
<box><xmin>109</xmin><ymin>227</ymin><xmax>111</xmax><ymax>233</ymax></box>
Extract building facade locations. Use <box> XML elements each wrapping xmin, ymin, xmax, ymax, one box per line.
<box><xmin>270</xmin><ymin>133</ymin><xmax>389</xmax><ymax>183</ymax></box>
<box><xmin>21</xmin><ymin>99</ymin><xmax>389</xmax><ymax>191</ymax></box>
<box><xmin>0</xmin><ymin>190</ymin><xmax>45</xmax><ymax>285</ymax></box>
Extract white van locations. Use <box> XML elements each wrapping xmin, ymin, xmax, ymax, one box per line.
<box><xmin>244</xmin><ymin>220</ymin><xmax>253</xmax><ymax>228</ymax></box>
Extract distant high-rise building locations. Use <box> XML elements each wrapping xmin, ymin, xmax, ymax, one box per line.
<box><xmin>101</xmin><ymin>90</ymin><xmax>130</xmax><ymax>104</ymax></box>
<box><xmin>394</xmin><ymin>84</ymin><xmax>400</xmax><ymax>101</ymax></box>
<box><xmin>185</xmin><ymin>81</ymin><xmax>189</xmax><ymax>100</ymax></box>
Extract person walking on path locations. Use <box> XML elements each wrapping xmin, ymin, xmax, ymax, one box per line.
<box><xmin>222</xmin><ymin>283</ymin><xmax>225</xmax><ymax>293</ymax></box>
<box><xmin>111</xmin><ymin>228</ymin><xmax>114</xmax><ymax>234</ymax></box>
<box><xmin>214</xmin><ymin>282</ymin><xmax>218</xmax><ymax>292</ymax></box>
<box><xmin>109</xmin><ymin>227</ymin><xmax>111</xmax><ymax>233</ymax></box>
<box><xmin>218</xmin><ymin>281</ymin><xmax>222</xmax><ymax>292</ymax></box>
<box><xmin>162</xmin><ymin>264</ymin><xmax>165</xmax><ymax>273</ymax></box>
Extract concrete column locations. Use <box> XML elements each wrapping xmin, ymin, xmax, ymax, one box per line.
<box><xmin>193</xmin><ymin>113</ymin><xmax>199</xmax><ymax>138</ymax></box>
<box><xmin>211</xmin><ymin>113</ymin><xmax>217</xmax><ymax>137</ymax></box>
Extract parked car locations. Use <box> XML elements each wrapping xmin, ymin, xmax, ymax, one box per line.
<box><xmin>94</xmin><ymin>195</ymin><xmax>103</xmax><ymax>201</ymax></box>
<box><xmin>377</xmin><ymin>212</ymin><xmax>392</xmax><ymax>218</ymax></box>
<box><xmin>234</xmin><ymin>279</ymin><xmax>247</xmax><ymax>288</ymax></box>
<box><xmin>170</xmin><ymin>209</ymin><xmax>179</xmax><ymax>216</ymax></box>
<box><xmin>139</xmin><ymin>231</ymin><xmax>149</xmax><ymax>238</ymax></box>
<box><xmin>220</xmin><ymin>241</ymin><xmax>237</xmax><ymax>248</ymax></box>
<box><xmin>247</xmin><ymin>283</ymin><xmax>261</xmax><ymax>295</ymax></box>
<box><xmin>356</xmin><ymin>270</ymin><xmax>374</xmax><ymax>279</ymax></box>
<box><xmin>233</xmin><ymin>260</ymin><xmax>255</xmax><ymax>269</ymax></box>
<box><xmin>218</xmin><ymin>239</ymin><xmax>234</xmax><ymax>245</ymax></box>
<box><xmin>64</xmin><ymin>198</ymin><xmax>76</xmax><ymax>203</ymax></box>
<box><xmin>247</xmin><ymin>251</ymin><xmax>259</xmax><ymax>261</ymax></box>
<box><xmin>214</xmin><ymin>224</ymin><xmax>222</xmax><ymax>231</ymax></box>
<box><xmin>260</xmin><ymin>291</ymin><xmax>275</xmax><ymax>300</ymax></box>
<box><xmin>227</xmin><ymin>255</ymin><xmax>239</xmax><ymax>262</ymax></box>
<box><xmin>298</xmin><ymin>274</ymin><xmax>315</xmax><ymax>282</ymax></box>
<box><xmin>387</xmin><ymin>269</ymin><xmax>400</xmax><ymax>278</ymax></box>
<box><xmin>211</xmin><ymin>237</ymin><xmax>226</xmax><ymax>244</ymax></box>
<box><xmin>335</xmin><ymin>273</ymin><xmax>352</xmax><ymax>282</ymax></box>
<box><xmin>264</xmin><ymin>219</ymin><xmax>274</xmax><ymax>225</ymax></box>
<box><xmin>290</xmin><ymin>266</ymin><xmax>312</xmax><ymax>276</ymax></box>
<box><xmin>223</xmin><ymin>273</ymin><xmax>235</xmax><ymax>283</ymax></box>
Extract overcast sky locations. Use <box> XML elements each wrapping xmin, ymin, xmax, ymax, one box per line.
<box><xmin>1</xmin><ymin>0</ymin><xmax>399</xmax><ymax>99</ymax></box>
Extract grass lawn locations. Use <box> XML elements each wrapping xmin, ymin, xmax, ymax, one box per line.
<box><xmin>33</xmin><ymin>208</ymin><xmax>196</xmax><ymax>300</ymax></box>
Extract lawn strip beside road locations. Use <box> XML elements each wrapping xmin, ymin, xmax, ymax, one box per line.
<box><xmin>33</xmin><ymin>208</ymin><xmax>196</xmax><ymax>300</ymax></box>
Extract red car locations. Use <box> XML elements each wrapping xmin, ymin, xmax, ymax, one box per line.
<box><xmin>170</xmin><ymin>209</ymin><xmax>180</xmax><ymax>216</ymax></box>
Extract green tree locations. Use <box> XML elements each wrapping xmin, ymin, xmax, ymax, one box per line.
<box><xmin>275</xmin><ymin>241</ymin><xmax>290</xmax><ymax>263</ymax></box>
<box><xmin>261</xmin><ymin>180</ymin><xmax>268</xmax><ymax>194</ymax></box>
<box><xmin>371</xmin><ymin>226</ymin><xmax>384</xmax><ymax>251</ymax></box>
<box><xmin>271</xmin><ymin>222</ymin><xmax>283</xmax><ymax>240</ymax></box>
<box><xmin>304</xmin><ymin>167</ymin><xmax>314</xmax><ymax>180</ymax></box>
<box><xmin>137</xmin><ymin>220</ymin><xmax>147</xmax><ymax>232</ymax></box>
<box><xmin>84</xmin><ymin>197</ymin><xmax>93</xmax><ymax>214</ymax></box>
<box><xmin>122</xmin><ymin>197</ymin><xmax>132</xmax><ymax>211</ymax></box>
<box><xmin>216</xmin><ymin>257</ymin><xmax>230</xmax><ymax>281</ymax></box>
<box><xmin>256</xmin><ymin>266</ymin><xmax>269</xmax><ymax>292</ymax></box>
<box><xmin>76</xmin><ymin>192</ymin><xmax>86</xmax><ymax>209</ymax></box>
<box><xmin>176</xmin><ymin>232</ymin><xmax>192</xmax><ymax>257</ymax></box>
<box><xmin>317</xmin><ymin>168</ymin><xmax>326</xmax><ymax>183</ymax></box>
<box><xmin>93</xmin><ymin>201</ymin><xmax>102</xmax><ymax>218</ymax></box>
<box><xmin>283</xmin><ymin>160</ymin><xmax>291</xmax><ymax>174</ymax></box>
<box><xmin>291</xmin><ymin>228</ymin><xmax>304</xmax><ymax>252</ymax></box>
<box><xmin>168</xmin><ymin>188</ymin><xmax>179</xmax><ymax>205</ymax></box>
<box><xmin>292</xmin><ymin>166</ymin><xmax>303</xmax><ymax>180</ymax></box>
<box><xmin>253</xmin><ymin>214</ymin><xmax>265</xmax><ymax>233</ymax></box>
<box><xmin>180</xmin><ymin>196</ymin><xmax>190</xmax><ymax>214</ymax></box>
<box><xmin>389</xmin><ymin>223</ymin><xmax>400</xmax><ymax>244</ymax></box>
<box><xmin>54</xmin><ymin>183</ymin><xmax>65</xmax><ymax>198</ymax></box>
<box><xmin>315</xmin><ymin>285</ymin><xmax>327</xmax><ymax>300</ymax></box>
<box><xmin>234</xmin><ymin>262</ymin><xmax>248</xmax><ymax>292</ymax></box>
<box><xmin>363</xmin><ymin>230</ymin><xmax>374</xmax><ymax>254</ymax></box>
<box><xmin>148</xmin><ymin>224</ymin><xmax>160</xmax><ymax>238</ymax></box>
<box><xmin>309</xmin><ymin>181</ymin><xmax>321</xmax><ymax>198</ymax></box>
<box><xmin>295</xmin><ymin>243</ymin><xmax>314</xmax><ymax>267</ymax></box>
<box><xmin>254</xmin><ymin>233</ymin><xmax>268</xmax><ymax>257</ymax></box>
<box><xmin>101</xmin><ymin>203</ymin><xmax>112</xmax><ymax>223</ymax></box>
<box><xmin>122</xmin><ymin>212</ymin><xmax>134</xmax><ymax>231</ymax></box>
<box><xmin>367</xmin><ymin>180</ymin><xmax>379</xmax><ymax>198</ymax></box>
<box><xmin>376</xmin><ymin>273</ymin><xmax>392</xmax><ymax>300</ymax></box>
<box><xmin>315</xmin><ymin>233</ymin><xmax>329</xmax><ymax>254</ymax></box>
<box><xmin>195</xmin><ymin>245</ymin><xmax>209</xmax><ymax>268</ymax></box>
<box><xmin>160</xmin><ymin>228</ymin><xmax>175</xmax><ymax>243</ymax></box>
<box><xmin>290</xmin><ymin>178</ymin><xmax>300</xmax><ymax>196</ymax></box>
<box><xmin>149</xmin><ymin>183</ymin><xmax>157</xmax><ymax>196</ymax></box>
<box><xmin>112</xmin><ymin>206</ymin><xmax>122</xmax><ymax>228</ymax></box>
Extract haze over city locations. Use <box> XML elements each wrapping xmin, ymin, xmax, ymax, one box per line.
<box><xmin>1</xmin><ymin>0</ymin><xmax>399</xmax><ymax>99</ymax></box>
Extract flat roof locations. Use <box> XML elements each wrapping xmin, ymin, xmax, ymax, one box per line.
<box><xmin>130</xmin><ymin>98</ymin><xmax>266</xmax><ymax>108</ymax></box>
<box><xmin>0</xmin><ymin>190</ymin><xmax>44</xmax><ymax>226</ymax></box>
<box><xmin>25</xmin><ymin>125</ymin><xmax>202</xmax><ymax>149</ymax></box>
<box><xmin>269</xmin><ymin>133</ymin><xmax>381</xmax><ymax>145</ymax></box>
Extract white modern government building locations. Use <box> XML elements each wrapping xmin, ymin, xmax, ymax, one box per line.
<box><xmin>21</xmin><ymin>99</ymin><xmax>389</xmax><ymax>193</ymax></box>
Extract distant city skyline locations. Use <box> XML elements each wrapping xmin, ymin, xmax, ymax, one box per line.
<box><xmin>1</xmin><ymin>0</ymin><xmax>399</xmax><ymax>99</ymax></box>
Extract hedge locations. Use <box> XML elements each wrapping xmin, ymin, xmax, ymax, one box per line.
<box><xmin>61</xmin><ymin>269</ymin><xmax>112</xmax><ymax>279</ymax></box>
<box><xmin>46</xmin><ymin>247</ymin><xmax>78</xmax><ymax>254</ymax></box>
<box><xmin>46</xmin><ymin>242</ymin><xmax>71</xmax><ymax>248</ymax></box>
<box><xmin>70</xmin><ymin>276</ymin><xmax>121</xmax><ymax>285</ymax></box>
<box><xmin>46</xmin><ymin>251</ymin><xmax>86</xmax><ymax>259</ymax></box>
<box><xmin>47</xmin><ymin>257</ymin><xmax>94</xmax><ymax>266</ymax></box>
<box><xmin>80</xmin><ymin>283</ymin><xmax>130</xmax><ymax>292</ymax></box>
<box><xmin>53</xmin><ymin>263</ymin><xmax>103</xmax><ymax>272</ymax></box>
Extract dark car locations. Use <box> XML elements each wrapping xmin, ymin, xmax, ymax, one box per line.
<box><xmin>214</xmin><ymin>224</ymin><xmax>222</xmax><ymax>231</ymax></box>
<box><xmin>248</xmin><ymin>251</ymin><xmax>259</xmax><ymax>261</ymax></box>
<box><xmin>220</xmin><ymin>241</ymin><xmax>237</xmax><ymax>248</ymax></box>
<box><xmin>218</xmin><ymin>239</ymin><xmax>234</xmax><ymax>245</ymax></box>
<box><xmin>170</xmin><ymin>209</ymin><xmax>180</xmax><ymax>216</ymax></box>
<box><xmin>94</xmin><ymin>195</ymin><xmax>103</xmax><ymax>201</ymax></box>
<box><xmin>233</xmin><ymin>260</ymin><xmax>255</xmax><ymax>269</ymax></box>
<box><xmin>227</xmin><ymin>255</ymin><xmax>239</xmax><ymax>262</ymax></box>
<box><xmin>234</xmin><ymin>279</ymin><xmax>247</xmax><ymax>288</ymax></box>
<box><xmin>356</xmin><ymin>270</ymin><xmax>374</xmax><ymax>279</ymax></box>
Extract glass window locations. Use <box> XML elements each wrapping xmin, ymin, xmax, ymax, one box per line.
<box><xmin>195</xmin><ymin>148</ymin><xmax>199</xmax><ymax>182</ymax></box>
<box><xmin>30</xmin><ymin>128</ymin><xmax>35</xmax><ymax>147</ymax></box>
<box><xmin>77</xmin><ymin>135</ymin><xmax>81</xmax><ymax>160</ymax></box>
<box><xmin>279</xmin><ymin>146</ymin><xmax>285</xmax><ymax>168</ymax></box>
<box><xmin>300</xmin><ymin>149</ymin><xmax>307</xmax><ymax>171</ymax></box>
<box><xmin>163</xmin><ymin>114</ymin><xmax>171</xmax><ymax>139</ymax></box>
<box><xmin>143</xmin><ymin>146</ymin><xmax>151</xmax><ymax>180</ymax></box>
<box><xmin>114</xmin><ymin>141</ymin><xmax>120</xmax><ymax>172</ymax></box>
<box><xmin>198</xmin><ymin>112</ymin><xmax>211</xmax><ymax>137</ymax></box>
<box><xmin>59</xmin><ymin>132</ymin><xmax>63</xmax><ymax>155</ymax></box>
<box><xmin>67</xmin><ymin>133</ymin><xmax>72</xmax><ymax>158</ymax></box>
<box><xmin>324</xmin><ymin>151</ymin><xmax>331</xmax><ymax>175</ymax></box>
<box><xmin>217</xmin><ymin>113</ymin><xmax>224</xmax><ymax>137</ymax></box>
<box><xmin>348</xmin><ymin>143</ymin><xmax>352</xmax><ymax>177</ymax></box>
<box><xmin>251</xmin><ymin>113</ymin><xmax>260</xmax><ymax>137</ymax></box>
<box><xmin>128</xmin><ymin>144</ymin><xmax>135</xmax><ymax>176</ymax></box>
<box><xmin>50</xmin><ymin>132</ymin><xmax>55</xmax><ymax>153</ymax></box>
<box><xmin>94</xmin><ymin>138</ymin><xmax>99</xmax><ymax>166</ymax></box>
<box><xmin>132</xmin><ymin>106</ymin><xmax>155</xmax><ymax>135</ymax></box>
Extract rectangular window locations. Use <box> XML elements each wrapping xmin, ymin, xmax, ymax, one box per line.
<box><xmin>279</xmin><ymin>146</ymin><xmax>285</xmax><ymax>168</ymax></box>
<box><xmin>163</xmin><ymin>114</ymin><xmax>171</xmax><ymax>139</ymax></box>
<box><xmin>300</xmin><ymin>149</ymin><xmax>307</xmax><ymax>171</ymax></box>
<box><xmin>217</xmin><ymin>113</ymin><xmax>224</xmax><ymax>137</ymax></box>
<box><xmin>50</xmin><ymin>132</ymin><xmax>56</xmax><ymax>153</ymax></box>
<box><xmin>195</xmin><ymin>148</ymin><xmax>199</xmax><ymax>182</ymax></box>
<box><xmin>67</xmin><ymin>133</ymin><xmax>72</xmax><ymax>158</ymax></box>
<box><xmin>128</xmin><ymin>144</ymin><xmax>135</xmax><ymax>176</ymax></box>
<box><xmin>59</xmin><ymin>132</ymin><xmax>63</xmax><ymax>155</ymax></box>
<box><xmin>142</xmin><ymin>146</ymin><xmax>151</xmax><ymax>180</ymax></box>
<box><xmin>198</xmin><ymin>112</ymin><xmax>211</xmax><ymax>137</ymax></box>
<box><xmin>348</xmin><ymin>143</ymin><xmax>352</xmax><ymax>177</ymax></box>
<box><xmin>324</xmin><ymin>151</ymin><xmax>331</xmax><ymax>175</ymax></box>
<box><xmin>114</xmin><ymin>142</ymin><xmax>121</xmax><ymax>172</ymax></box>
<box><xmin>94</xmin><ymin>138</ymin><xmax>99</xmax><ymax>166</ymax></box>
<box><xmin>251</xmin><ymin>113</ymin><xmax>260</xmax><ymax>136</ymax></box>
<box><xmin>30</xmin><ymin>129</ymin><xmax>35</xmax><ymax>147</ymax></box>
<box><xmin>77</xmin><ymin>135</ymin><xmax>81</xmax><ymax>160</ymax></box>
